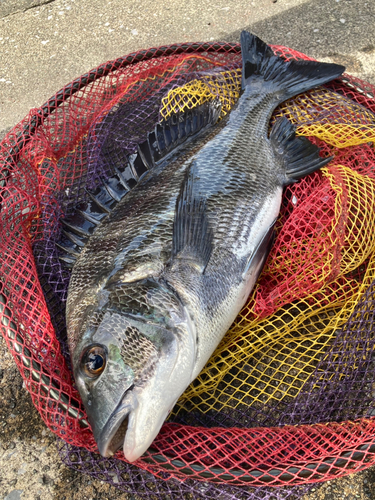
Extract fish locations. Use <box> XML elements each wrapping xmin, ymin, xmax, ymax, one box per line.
<box><xmin>64</xmin><ymin>31</ymin><xmax>345</xmax><ymax>462</ymax></box>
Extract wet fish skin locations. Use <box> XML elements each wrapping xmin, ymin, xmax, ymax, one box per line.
<box><xmin>66</xmin><ymin>31</ymin><xmax>345</xmax><ymax>462</ymax></box>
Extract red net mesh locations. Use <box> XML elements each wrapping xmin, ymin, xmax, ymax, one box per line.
<box><xmin>1</xmin><ymin>41</ymin><xmax>375</xmax><ymax>496</ymax></box>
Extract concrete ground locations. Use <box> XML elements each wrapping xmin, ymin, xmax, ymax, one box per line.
<box><xmin>1</xmin><ymin>0</ymin><xmax>375</xmax><ymax>498</ymax></box>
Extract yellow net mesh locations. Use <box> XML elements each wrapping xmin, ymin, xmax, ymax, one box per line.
<box><xmin>160</xmin><ymin>68</ymin><xmax>242</xmax><ymax>120</ymax></box>
<box><xmin>275</xmin><ymin>88</ymin><xmax>375</xmax><ymax>148</ymax></box>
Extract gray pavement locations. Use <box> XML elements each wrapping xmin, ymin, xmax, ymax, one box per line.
<box><xmin>1</xmin><ymin>0</ymin><xmax>375</xmax><ymax>499</ymax></box>
<box><xmin>1</xmin><ymin>0</ymin><xmax>374</xmax><ymax>136</ymax></box>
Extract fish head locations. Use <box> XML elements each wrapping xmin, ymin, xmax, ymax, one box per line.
<box><xmin>70</xmin><ymin>278</ymin><xmax>196</xmax><ymax>462</ymax></box>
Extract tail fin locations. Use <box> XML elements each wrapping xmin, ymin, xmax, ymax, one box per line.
<box><xmin>241</xmin><ymin>31</ymin><xmax>345</xmax><ymax>98</ymax></box>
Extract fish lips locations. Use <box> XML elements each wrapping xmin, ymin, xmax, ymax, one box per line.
<box><xmin>96</xmin><ymin>388</ymin><xmax>137</xmax><ymax>458</ymax></box>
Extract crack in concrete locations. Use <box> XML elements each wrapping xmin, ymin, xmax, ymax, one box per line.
<box><xmin>1</xmin><ymin>0</ymin><xmax>57</xmax><ymax>21</ymax></box>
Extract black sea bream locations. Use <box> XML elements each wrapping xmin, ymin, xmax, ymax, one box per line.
<box><xmin>65</xmin><ymin>31</ymin><xmax>344</xmax><ymax>462</ymax></box>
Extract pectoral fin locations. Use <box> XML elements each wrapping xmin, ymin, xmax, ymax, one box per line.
<box><xmin>171</xmin><ymin>167</ymin><xmax>213</xmax><ymax>273</ymax></box>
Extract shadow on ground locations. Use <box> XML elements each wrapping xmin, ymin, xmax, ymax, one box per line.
<box><xmin>225</xmin><ymin>0</ymin><xmax>375</xmax><ymax>83</ymax></box>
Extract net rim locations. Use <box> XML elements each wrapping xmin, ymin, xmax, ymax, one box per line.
<box><xmin>142</xmin><ymin>421</ymin><xmax>375</xmax><ymax>484</ymax></box>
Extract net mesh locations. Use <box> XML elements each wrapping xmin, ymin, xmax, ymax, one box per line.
<box><xmin>1</xmin><ymin>40</ymin><xmax>375</xmax><ymax>498</ymax></box>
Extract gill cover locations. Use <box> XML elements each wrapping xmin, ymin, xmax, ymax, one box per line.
<box><xmin>73</xmin><ymin>280</ymin><xmax>196</xmax><ymax>461</ymax></box>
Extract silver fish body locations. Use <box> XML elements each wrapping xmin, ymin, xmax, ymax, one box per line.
<box><xmin>66</xmin><ymin>31</ymin><xmax>344</xmax><ymax>462</ymax></box>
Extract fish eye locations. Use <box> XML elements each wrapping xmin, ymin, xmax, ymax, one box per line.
<box><xmin>81</xmin><ymin>345</ymin><xmax>107</xmax><ymax>378</ymax></box>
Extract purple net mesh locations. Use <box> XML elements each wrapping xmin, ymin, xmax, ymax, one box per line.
<box><xmin>58</xmin><ymin>440</ymin><xmax>314</xmax><ymax>499</ymax></box>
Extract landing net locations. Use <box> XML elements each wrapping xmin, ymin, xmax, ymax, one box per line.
<box><xmin>1</xmin><ymin>41</ymin><xmax>375</xmax><ymax>498</ymax></box>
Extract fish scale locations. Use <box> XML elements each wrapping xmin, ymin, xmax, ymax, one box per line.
<box><xmin>65</xmin><ymin>31</ymin><xmax>345</xmax><ymax>463</ymax></box>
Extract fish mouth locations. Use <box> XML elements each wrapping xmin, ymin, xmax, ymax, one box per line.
<box><xmin>96</xmin><ymin>389</ymin><xmax>135</xmax><ymax>458</ymax></box>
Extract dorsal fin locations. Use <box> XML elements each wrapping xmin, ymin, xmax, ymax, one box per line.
<box><xmin>152</xmin><ymin>100</ymin><xmax>222</xmax><ymax>160</ymax></box>
<box><xmin>57</xmin><ymin>101</ymin><xmax>222</xmax><ymax>268</ymax></box>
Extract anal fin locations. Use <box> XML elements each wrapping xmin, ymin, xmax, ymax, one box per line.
<box><xmin>270</xmin><ymin>117</ymin><xmax>333</xmax><ymax>185</ymax></box>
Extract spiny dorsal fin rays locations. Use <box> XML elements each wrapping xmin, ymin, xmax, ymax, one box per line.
<box><xmin>57</xmin><ymin>101</ymin><xmax>222</xmax><ymax>268</ymax></box>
